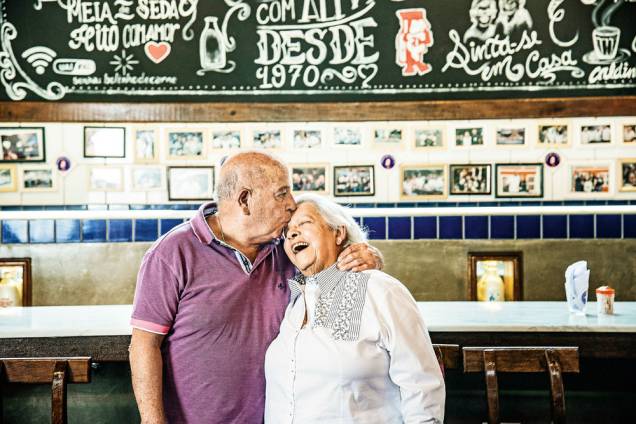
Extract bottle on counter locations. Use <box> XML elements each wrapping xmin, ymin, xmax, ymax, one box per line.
<box><xmin>595</xmin><ymin>286</ymin><xmax>615</xmax><ymax>315</ymax></box>
<box><xmin>478</xmin><ymin>261</ymin><xmax>505</xmax><ymax>302</ymax></box>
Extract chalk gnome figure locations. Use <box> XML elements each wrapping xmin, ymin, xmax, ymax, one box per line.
<box><xmin>395</xmin><ymin>8</ymin><xmax>434</xmax><ymax>76</ymax></box>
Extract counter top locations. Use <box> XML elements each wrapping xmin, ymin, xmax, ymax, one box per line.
<box><xmin>2</xmin><ymin>302</ymin><xmax>636</xmax><ymax>339</ymax></box>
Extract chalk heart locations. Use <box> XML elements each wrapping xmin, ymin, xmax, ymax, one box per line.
<box><xmin>145</xmin><ymin>41</ymin><xmax>171</xmax><ymax>64</ymax></box>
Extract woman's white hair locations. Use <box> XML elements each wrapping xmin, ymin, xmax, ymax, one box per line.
<box><xmin>295</xmin><ymin>193</ymin><xmax>367</xmax><ymax>245</ymax></box>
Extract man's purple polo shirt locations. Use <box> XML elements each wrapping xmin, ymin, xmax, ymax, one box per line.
<box><xmin>131</xmin><ymin>203</ymin><xmax>295</xmax><ymax>423</ymax></box>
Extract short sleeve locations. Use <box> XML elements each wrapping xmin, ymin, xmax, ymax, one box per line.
<box><xmin>130</xmin><ymin>251</ymin><xmax>181</xmax><ymax>335</ymax></box>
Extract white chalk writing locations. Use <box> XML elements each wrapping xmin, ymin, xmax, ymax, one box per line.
<box><xmin>548</xmin><ymin>0</ymin><xmax>578</xmax><ymax>47</ymax></box>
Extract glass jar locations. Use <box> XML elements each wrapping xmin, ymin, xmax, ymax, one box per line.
<box><xmin>596</xmin><ymin>286</ymin><xmax>615</xmax><ymax>315</ymax></box>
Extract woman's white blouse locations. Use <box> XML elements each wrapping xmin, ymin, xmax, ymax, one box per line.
<box><xmin>264</xmin><ymin>266</ymin><xmax>445</xmax><ymax>424</ymax></box>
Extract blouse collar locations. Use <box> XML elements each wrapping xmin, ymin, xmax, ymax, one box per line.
<box><xmin>288</xmin><ymin>263</ymin><xmax>345</xmax><ymax>301</ymax></box>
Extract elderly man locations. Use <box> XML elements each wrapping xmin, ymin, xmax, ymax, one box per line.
<box><xmin>129</xmin><ymin>152</ymin><xmax>381</xmax><ymax>424</ymax></box>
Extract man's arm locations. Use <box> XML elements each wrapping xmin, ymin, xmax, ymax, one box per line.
<box><xmin>337</xmin><ymin>243</ymin><xmax>384</xmax><ymax>272</ymax></box>
<box><xmin>129</xmin><ymin>328</ymin><xmax>166</xmax><ymax>424</ymax></box>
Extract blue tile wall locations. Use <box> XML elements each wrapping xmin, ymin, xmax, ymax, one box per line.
<box><xmin>413</xmin><ymin>217</ymin><xmax>437</xmax><ymax>239</ymax></box>
<box><xmin>82</xmin><ymin>219</ymin><xmax>107</xmax><ymax>242</ymax></box>
<box><xmin>439</xmin><ymin>216</ymin><xmax>462</xmax><ymax>239</ymax></box>
<box><xmin>388</xmin><ymin>217</ymin><xmax>411</xmax><ymax>240</ymax></box>
<box><xmin>491</xmin><ymin>216</ymin><xmax>514</xmax><ymax>239</ymax></box>
<box><xmin>362</xmin><ymin>217</ymin><xmax>386</xmax><ymax>240</ymax></box>
<box><xmin>109</xmin><ymin>220</ymin><xmax>133</xmax><ymax>242</ymax></box>
<box><xmin>543</xmin><ymin>215</ymin><xmax>568</xmax><ymax>239</ymax></box>
<box><xmin>624</xmin><ymin>215</ymin><xmax>636</xmax><ymax>238</ymax></box>
<box><xmin>55</xmin><ymin>220</ymin><xmax>81</xmax><ymax>243</ymax></box>
<box><xmin>160</xmin><ymin>219</ymin><xmax>184</xmax><ymax>236</ymax></box>
<box><xmin>516</xmin><ymin>215</ymin><xmax>541</xmax><ymax>239</ymax></box>
<box><xmin>569</xmin><ymin>215</ymin><xmax>594</xmax><ymax>239</ymax></box>
<box><xmin>29</xmin><ymin>220</ymin><xmax>55</xmax><ymax>243</ymax></box>
<box><xmin>465</xmin><ymin>216</ymin><xmax>488</xmax><ymax>239</ymax></box>
<box><xmin>135</xmin><ymin>219</ymin><xmax>159</xmax><ymax>242</ymax></box>
<box><xmin>596</xmin><ymin>215</ymin><xmax>621</xmax><ymax>239</ymax></box>
<box><xmin>2</xmin><ymin>220</ymin><xmax>28</xmax><ymax>244</ymax></box>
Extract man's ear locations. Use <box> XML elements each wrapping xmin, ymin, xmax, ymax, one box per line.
<box><xmin>237</xmin><ymin>188</ymin><xmax>252</xmax><ymax>215</ymax></box>
<box><xmin>335</xmin><ymin>226</ymin><xmax>347</xmax><ymax>246</ymax></box>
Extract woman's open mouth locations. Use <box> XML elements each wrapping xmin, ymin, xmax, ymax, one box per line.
<box><xmin>291</xmin><ymin>242</ymin><xmax>309</xmax><ymax>254</ymax></box>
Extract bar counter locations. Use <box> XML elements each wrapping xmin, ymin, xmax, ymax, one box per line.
<box><xmin>2</xmin><ymin>302</ymin><xmax>635</xmax><ymax>361</ymax></box>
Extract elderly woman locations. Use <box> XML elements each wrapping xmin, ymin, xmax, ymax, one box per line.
<box><xmin>264</xmin><ymin>194</ymin><xmax>445</xmax><ymax>423</ymax></box>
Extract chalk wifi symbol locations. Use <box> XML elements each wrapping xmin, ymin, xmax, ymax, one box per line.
<box><xmin>21</xmin><ymin>46</ymin><xmax>57</xmax><ymax>75</ymax></box>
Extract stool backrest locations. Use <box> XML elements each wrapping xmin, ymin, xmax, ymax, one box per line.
<box><xmin>432</xmin><ymin>344</ymin><xmax>460</xmax><ymax>375</ymax></box>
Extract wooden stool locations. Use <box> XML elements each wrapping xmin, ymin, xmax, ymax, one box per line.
<box><xmin>432</xmin><ymin>343</ymin><xmax>460</xmax><ymax>376</ymax></box>
<box><xmin>0</xmin><ymin>357</ymin><xmax>91</xmax><ymax>424</ymax></box>
<box><xmin>462</xmin><ymin>347</ymin><xmax>579</xmax><ymax>424</ymax></box>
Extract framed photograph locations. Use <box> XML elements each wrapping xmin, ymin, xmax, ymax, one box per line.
<box><xmin>455</xmin><ymin>127</ymin><xmax>484</xmax><ymax>146</ymax></box>
<box><xmin>373</xmin><ymin>128</ymin><xmax>402</xmax><ymax>145</ymax></box>
<box><xmin>253</xmin><ymin>129</ymin><xmax>282</xmax><ymax>149</ymax></box>
<box><xmin>133</xmin><ymin>127</ymin><xmax>159</xmax><ymax>163</ymax></box>
<box><xmin>495</xmin><ymin>163</ymin><xmax>543</xmax><ymax>198</ymax></box>
<box><xmin>210</xmin><ymin>130</ymin><xmax>241</xmax><ymax>149</ymax></box>
<box><xmin>571</xmin><ymin>165</ymin><xmax>610</xmax><ymax>194</ymax></box>
<box><xmin>0</xmin><ymin>127</ymin><xmax>45</xmax><ymax>163</ymax></box>
<box><xmin>84</xmin><ymin>126</ymin><xmax>126</xmax><ymax>158</ymax></box>
<box><xmin>291</xmin><ymin>164</ymin><xmax>328</xmax><ymax>193</ymax></box>
<box><xmin>166</xmin><ymin>129</ymin><xmax>206</xmax><ymax>159</ymax></box>
<box><xmin>580</xmin><ymin>124</ymin><xmax>612</xmax><ymax>144</ymax></box>
<box><xmin>168</xmin><ymin>166</ymin><xmax>214</xmax><ymax>201</ymax></box>
<box><xmin>414</xmin><ymin>127</ymin><xmax>444</xmax><ymax>149</ymax></box>
<box><xmin>21</xmin><ymin>167</ymin><xmax>56</xmax><ymax>192</ymax></box>
<box><xmin>334</xmin><ymin>165</ymin><xmax>374</xmax><ymax>197</ymax></box>
<box><xmin>401</xmin><ymin>164</ymin><xmax>446</xmax><ymax>200</ymax></box>
<box><xmin>131</xmin><ymin>166</ymin><xmax>164</xmax><ymax>191</ymax></box>
<box><xmin>88</xmin><ymin>166</ymin><xmax>124</xmax><ymax>191</ymax></box>
<box><xmin>623</xmin><ymin>124</ymin><xmax>636</xmax><ymax>144</ymax></box>
<box><xmin>538</xmin><ymin>124</ymin><xmax>569</xmax><ymax>147</ymax></box>
<box><xmin>0</xmin><ymin>257</ymin><xmax>32</xmax><ymax>307</ymax></box>
<box><xmin>468</xmin><ymin>252</ymin><xmax>522</xmax><ymax>302</ymax></box>
<box><xmin>618</xmin><ymin>160</ymin><xmax>636</xmax><ymax>192</ymax></box>
<box><xmin>0</xmin><ymin>164</ymin><xmax>17</xmax><ymax>192</ymax></box>
<box><xmin>333</xmin><ymin>127</ymin><xmax>362</xmax><ymax>146</ymax></box>
<box><xmin>449</xmin><ymin>164</ymin><xmax>491</xmax><ymax>195</ymax></box>
<box><xmin>293</xmin><ymin>129</ymin><xmax>322</xmax><ymax>149</ymax></box>
<box><xmin>496</xmin><ymin>127</ymin><xmax>526</xmax><ymax>146</ymax></box>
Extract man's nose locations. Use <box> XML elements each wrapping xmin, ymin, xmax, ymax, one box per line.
<box><xmin>287</xmin><ymin>197</ymin><xmax>297</xmax><ymax>213</ymax></box>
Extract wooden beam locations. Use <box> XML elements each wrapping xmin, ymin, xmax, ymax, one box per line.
<box><xmin>0</xmin><ymin>96</ymin><xmax>634</xmax><ymax>122</ymax></box>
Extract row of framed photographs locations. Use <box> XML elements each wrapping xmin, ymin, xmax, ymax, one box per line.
<box><xmin>5</xmin><ymin>160</ymin><xmax>633</xmax><ymax>200</ymax></box>
<box><xmin>3</xmin><ymin>123</ymin><xmax>636</xmax><ymax>165</ymax></box>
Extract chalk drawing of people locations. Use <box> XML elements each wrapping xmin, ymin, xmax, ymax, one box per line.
<box><xmin>395</xmin><ymin>8</ymin><xmax>434</xmax><ymax>76</ymax></box>
<box><xmin>463</xmin><ymin>0</ymin><xmax>498</xmax><ymax>43</ymax></box>
<box><xmin>495</xmin><ymin>0</ymin><xmax>533</xmax><ymax>38</ymax></box>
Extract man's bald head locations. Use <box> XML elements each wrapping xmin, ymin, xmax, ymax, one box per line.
<box><xmin>216</xmin><ymin>151</ymin><xmax>288</xmax><ymax>203</ymax></box>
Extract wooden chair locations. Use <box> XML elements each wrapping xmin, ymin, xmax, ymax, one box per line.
<box><xmin>462</xmin><ymin>347</ymin><xmax>579</xmax><ymax>424</ymax></box>
<box><xmin>0</xmin><ymin>357</ymin><xmax>92</xmax><ymax>424</ymax></box>
<box><xmin>432</xmin><ymin>343</ymin><xmax>460</xmax><ymax>376</ymax></box>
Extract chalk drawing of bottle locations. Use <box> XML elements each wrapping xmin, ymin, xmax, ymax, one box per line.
<box><xmin>200</xmin><ymin>17</ymin><xmax>226</xmax><ymax>71</ymax></box>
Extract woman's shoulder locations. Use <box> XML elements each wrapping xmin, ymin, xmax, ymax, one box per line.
<box><xmin>360</xmin><ymin>269</ymin><xmax>413</xmax><ymax>299</ymax></box>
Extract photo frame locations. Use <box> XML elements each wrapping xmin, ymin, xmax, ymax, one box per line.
<box><xmin>449</xmin><ymin>164</ymin><xmax>491</xmax><ymax>195</ymax></box>
<box><xmin>413</xmin><ymin>127</ymin><xmax>445</xmax><ymax>149</ymax></box>
<box><xmin>401</xmin><ymin>164</ymin><xmax>447</xmax><ymax>200</ymax></box>
<box><xmin>496</xmin><ymin>127</ymin><xmax>526</xmax><ymax>146</ymax></box>
<box><xmin>618</xmin><ymin>160</ymin><xmax>636</xmax><ymax>192</ymax></box>
<box><xmin>166</xmin><ymin>129</ymin><xmax>206</xmax><ymax>159</ymax></box>
<box><xmin>467</xmin><ymin>252</ymin><xmax>522</xmax><ymax>302</ymax></box>
<box><xmin>538</xmin><ymin>123</ymin><xmax>569</xmax><ymax>147</ymax></box>
<box><xmin>455</xmin><ymin>127</ymin><xmax>484</xmax><ymax>146</ymax></box>
<box><xmin>333</xmin><ymin>165</ymin><xmax>375</xmax><ymax>197</ymax></box>
<box><xmin>131</xmin><ymin>166</ymin><xmax>164</xmax><ymax>191</ymax></box>
<box><xmin>21</xmin><ymin>167</ymin><xmax>56</xmax><ymax>192</ymax></box>
<box><xmin>88</xmin><ymin>166</ymin><xmax>124</xmax><ymax>191</ymax></box>
<box><xmin>210</xmin><ymin>130</ymin><xmax>242</xmax><ymax>149</ymax></box>
<box><xmin>168</xmin><ymin>166</ymin><xmax>214</xmax><ymax>201</ymax></box>
<box><xmin>580</xmin><ymin>124</ymin><xmax>612</xmax><ymax>145</ymax></box>
<box><xmin>292</xmin><ymin>129</ymin><xmax>322</xmax><ymax>149</ymax></box>
<box><xmin>1</xmin><ymin>127</ymin><xmax>45</xmax><ymax>163</ymax></box>
<box><xmin>83</xmin><ymin>126</ymin><xmax>126</xmax><ymax>158</ymax></box>
<box><xmin>333</xmin><ymin>127</ymin><xmax>363</xmax><ymax>146</ymax></box>
<box><xmin>0</xmin><ymin>164</ymin><xmax>17</xmax><ymax>192</ymax></box>
<box><xmin>623</xmin><ymin>124</ymin><xmax>636</xmax><ymax>144</ymax></box>
<box><xmin>133</xmin><ymin>127</ymin><xmax>159</xmax><ymax>163</ymax></box>
<box><xmin>373</xmin><ymin>128</ymin><xmax>403</xmax><ymax>146</ymax></box>
<box><xmin>570</xmin><ymin>164</ymin><xmax>611</xmax><ymax>194</ymax></box>
<box><xmin>0</xmin><ymin>257</ymin><xmax>32</xmax><ymax>307</ymax></box>
<box><xmin>291</xmin><ymin>164</ymin><xmax>328</xmax><ymax>193</ymax></box>
<box><xmin>252</xmin><ymin>129</ymin><xmax>282</xmax><ymax>149</ymax></box>
<box><xmin>495</xmin><ymin>163</ymin><xmax>543</xmax><ymax>198</ymax></box>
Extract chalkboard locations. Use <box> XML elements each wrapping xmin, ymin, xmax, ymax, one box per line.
<box><xmin>0</xmin><ymin>0</ymin><xmax>635</xmax><ymax>102</ymax></box>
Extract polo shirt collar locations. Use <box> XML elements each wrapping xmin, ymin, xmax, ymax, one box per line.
<box><xmin>288</xmin><ymin>263</ymin><xmax>345</xmax><ymax>301</ymax></box>
<box><xmin>190</xmin><ymin>202</ymin><xmax>218</xmax><ymax>245</ymax></box>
